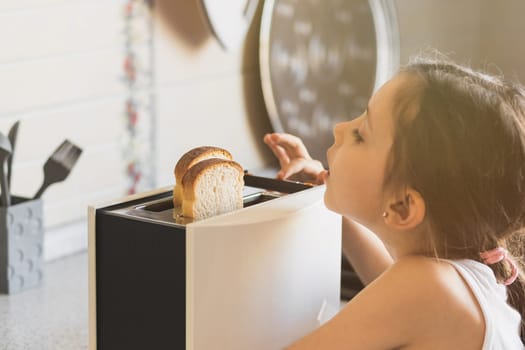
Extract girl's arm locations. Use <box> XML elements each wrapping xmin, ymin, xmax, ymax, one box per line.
<box><xmin>286</xmin><ymin>258</ymin><xmax>418</xmax><ymax>350</ymax></box>
<box><xmin>342</xmin><ymin>216</ymin><xmax>393</xmax><ymax>285</ymax></box>
<box><xmin>286</xmin><ymin>256</ymin><xmax>484</xmax><ymax>349</ymax></box>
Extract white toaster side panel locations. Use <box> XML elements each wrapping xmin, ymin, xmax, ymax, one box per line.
<box><xmin>186</xmin><ymin>186</ymin><xmax>342</xmax><ymax>350</ymax></box>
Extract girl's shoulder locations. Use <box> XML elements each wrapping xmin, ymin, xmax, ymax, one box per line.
<box><xmin>365</xmin><ymin>255</ymin><xmax>485</xmax><ymax>348</ymax></box>
<box><xmin>380</xmin><ymin>255</ymin><xmax>484</xmax><ymax>323</ymax></box>
<box><xmin>335</xmin><ymin>255</ymin><xmax>484</xmax><ymax>348</ymax></box>
<box><xmin>384</xmin><ymin>254</ymin><xmax>467</xmax><ymax>288</ymax></box>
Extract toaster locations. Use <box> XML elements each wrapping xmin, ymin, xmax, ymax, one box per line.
<box><xmin>88</xmin><ymin>175</ymin><xmax>342</xmax><ymax>350</ymax></box>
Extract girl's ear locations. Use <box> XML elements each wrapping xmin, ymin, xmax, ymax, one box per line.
<box><xmin>383</xmin><ymin>189</ymin><xmax>426</xmax><ymax>230</ymax></box>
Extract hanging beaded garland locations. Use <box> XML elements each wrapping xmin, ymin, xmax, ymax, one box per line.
<box><xmin>121</xmin><ymin>0</ymin><xmax>156</xmax><ymax>195</ymax></box>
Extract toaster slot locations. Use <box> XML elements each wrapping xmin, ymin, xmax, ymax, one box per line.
<box><xmin>244</xmin><ymin>174</ymin><xmax>312</xmax><ymax>193</ymax></box>
<box><xmin>242</xmin><ymin>192</ymin><xmax>282</xmax><ymax>207</ymax></box>
<box><xmin>137</xmin><ymin>192</ymin><xmax>281</xmax><ymax>214</ymax></box>
<box><xmin>138</xmin><ymin>199</ymin><xmax>174</xmax><ymax>212</ymax></box>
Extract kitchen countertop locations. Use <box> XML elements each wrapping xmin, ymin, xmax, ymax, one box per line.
<box><xmin>0</xmin><ymin>252</ymin><xmax>88</xmax><ymax>350</ymax></box>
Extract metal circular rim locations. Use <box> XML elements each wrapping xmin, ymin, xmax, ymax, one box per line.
<box><xmin>259</xmin><ymin>0</ymin><xmax>401</xmax><ymax>134</ymax></box>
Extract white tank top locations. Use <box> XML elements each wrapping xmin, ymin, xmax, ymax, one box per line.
<box><xmin>444</xmin><ymin>259</ymin><xmax>524</xmax><ymax>349</ymax></box>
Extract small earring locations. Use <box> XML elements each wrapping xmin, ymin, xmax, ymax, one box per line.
<box><xmin>382</xmin><ymin>211</ymin><xmax>389</xmax><ymax>218</ymax></box>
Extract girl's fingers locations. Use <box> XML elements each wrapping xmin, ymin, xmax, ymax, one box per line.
<box><xmin>279</xmin><ymin>158</ymin><xmax>318</xmax><ymax>180</ymax></box>
<box><xmin>265</xmin><ymin>133</ymin><xmax>324</xmax><ymax>182</ymax></box>
<box><xmin>272</xmin><ymin>144</ymin><xmax>290</xmax><ymax>169</ymax></box>
<box><xmin>263</xmin><ymin>133</ymin><xmax>274</xmax><ymax>145</ymax></box>
<box><xmin>264</xmin><ymin>134</ymin><xmax>290</xmax><ymax>167</ymax></box>
<box><xmin>316</xmin><ymin>170</ymin><xmax>329</xmax><ymax>185</ymax></box>
<box><xmin>267</xmin><ymin>133</ymin><xmax>311</xmax><ymax>160</ymax></box>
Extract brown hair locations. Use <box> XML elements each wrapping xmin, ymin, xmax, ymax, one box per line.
<box><xmin>383</xmin><ymin>56</ymin><xmax>525</xmax><ymax>339</ymax></box>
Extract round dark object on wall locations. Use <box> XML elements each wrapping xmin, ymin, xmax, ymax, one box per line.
<box><xmin>260</xmin><ymin>0</ymin><xmax>400</xmax><ymax>166</ymax></box>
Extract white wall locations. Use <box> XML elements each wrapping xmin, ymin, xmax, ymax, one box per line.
<box><xmin>395</xmin><ymin>0</ymin><xmax>482</xmax><ymax>66</ymax></box>
<box><xmin>0</xmin><ymin>0</ymin><xmax>130</xmax><ymax>260</ymax></box>
<box><xmin>479</xmin><ymin>0</ymin><xmax>525</xmax><ymax>82</ymax></box>
<box><xmin>395</xmin><ymin>0</ymin><xmax>525</xmax><ymax>82</ymax></box>
<box><xmin>152</xmin><ymin>0</ymin><xmax>274</xmax><ymax>188</ymax></box>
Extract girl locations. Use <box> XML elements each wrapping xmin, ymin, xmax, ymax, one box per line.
<box><xmin>264</xmin><ymin>57</ymin><xmax>525</xmax><ymax>349</ymax></box>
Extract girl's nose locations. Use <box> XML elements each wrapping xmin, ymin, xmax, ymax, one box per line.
<box><xmin>333</xmin><ymin>121</ymin><xmax>348</xmax><ymax>144</ymax></box>
<box><xmin>332</xmin><ymin>123</ymin><xmax>342</xmax><ymax>143</ymax></box>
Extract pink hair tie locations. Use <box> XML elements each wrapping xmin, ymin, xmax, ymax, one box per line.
<box><xmin>479</xmin><ymin>247</ymin><xmax>519</xmax><ymax>286</ymax></box>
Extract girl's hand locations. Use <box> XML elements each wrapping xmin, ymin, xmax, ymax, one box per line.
<box><xmin>263</xmin><ymin>133</ymin><xmax>327</xmax><ymax>185</ymax></box>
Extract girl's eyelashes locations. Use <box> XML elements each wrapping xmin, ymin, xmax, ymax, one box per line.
<box><xmin>352</xmin><ymin>128</ymin><xmax>364</xmax><ymax>144</ymax></box>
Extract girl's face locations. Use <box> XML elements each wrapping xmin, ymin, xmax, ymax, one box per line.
<box><xmin>324</xmin><ymin>74</ymin><xmax>410</xmax><ymax>226</ymax></box>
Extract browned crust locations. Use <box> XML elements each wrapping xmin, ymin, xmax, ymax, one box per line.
<box><xmin>174</xmin><ymin>146</ymin><xmax>232</xmax><ymax>182</ymax></box>
<box><xmin>181</xmin><ymin>158</ymin><xmax>244</xmax><ymax>201</ymax></box>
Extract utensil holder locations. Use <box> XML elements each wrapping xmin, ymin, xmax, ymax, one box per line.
<box><xmin>0</xmin><ymin>196</ymin><xmax>44</xmax><ymax>294</ymax></box>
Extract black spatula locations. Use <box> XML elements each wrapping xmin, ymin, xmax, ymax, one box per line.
<box><xmin>33</xmin><ymin>140</ymin><xmax>82</xmax><ymax>199</ymax></box>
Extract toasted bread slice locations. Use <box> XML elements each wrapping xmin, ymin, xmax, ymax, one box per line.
<box><xmin>173</xmin><ymin>146</ymin><xmax>232</xmax><ymax>206</ymax></box>
<box><xmin>181</xmin><ymin>158</ymin><xmax>244</xmax><ymax>220</ymax></box>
